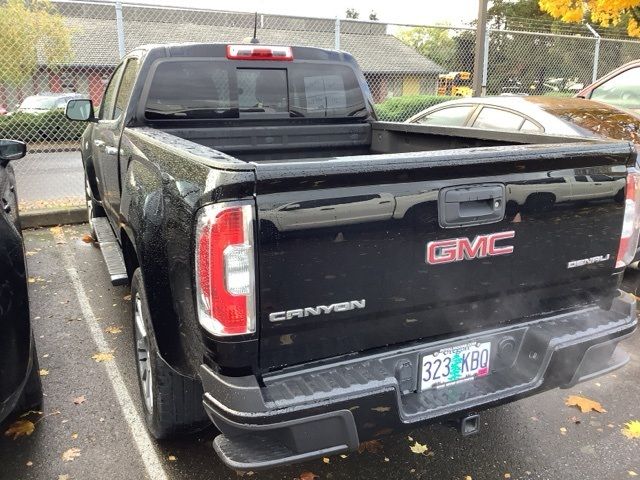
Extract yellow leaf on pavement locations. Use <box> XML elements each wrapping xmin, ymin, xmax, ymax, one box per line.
<box><xmin>39</xmin><ymin>369</ymin><xmax>49</xmax><ymax>377</ymax></box>
<box><xmin>168</xmin><ymin>455</ymin><xmax>177</xmax><ymax>461</ymax></box>
<box><xmin>622</xmin><ymin>420</ymin><xmax>640</xmax><ymax>439</ymax></box>
<box><xmin>92</xmin><ymin>352</ymin><xmax>114</xmax><ymax>362</ymax></box>
<box><xmin>322</xmin><ymin>457</ymin><xmax>330</xmax><ymax>464</ymax></box>
<box><xmin>104</xmin><ymin>326</ymin><xmax>122</xmax><ymax>334</ymax></box>
<box><xmin>409</xmin><ymin>441</ymin><xmax>429</xmax><ymax>455</ymax></box>
<box><xmin>73</xmin><ymin>395</ymin><xmax>86</xmax><ymax>405</ymax></box>
<box><xmin>4</xmin><ymin>420</ymin><xmax>35</xmax><ymax>440</ymax></box>
<box><xmin>61</xmin><ymin>447</ymin><xmax>81</xmax><ymax>462</ymax></box>
<box><xmin>628</xmin><ymin>471</ymin><xmax>638</xmax><ymax>477</ymax></box>
<box><xmin>565</xmin><ymin>395</ymin><xmax>606</xmax><ymax>413</ymax></box>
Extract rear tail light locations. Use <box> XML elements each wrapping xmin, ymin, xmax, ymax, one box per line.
<box><xmin>195</xmin><ymin>202</ymin><xmax>256</xmax><ymax>336</ymax></box>
<box><xmin>226</xmin><ymin>44</ymin><xmax>293</xmax><ymax>61</ymax></box>
<box><xmin>616</xmin><ymin>171</ymin><xmax>640</xmax><ymax>268</ymax></box>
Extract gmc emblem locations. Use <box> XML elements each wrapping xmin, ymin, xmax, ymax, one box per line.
<box><xmin>426</xmin><ymin>231</ymin><xmax>515</xmax><ymax>265</ymax></box>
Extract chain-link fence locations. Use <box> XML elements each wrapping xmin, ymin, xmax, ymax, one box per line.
<box><xmin>2</xmin><ymin>0</ymin><xmax>640</xmax><ymax>211</ymax></box>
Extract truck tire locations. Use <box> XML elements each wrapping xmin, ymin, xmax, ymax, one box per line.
<box><xmin>14</xmin><ymin>343</ymin><xmax>43</xmax><ymax>414</ymax></box>
<box><xmin>85</xmin><ymin>174</ymin><xmax>105</xmax><ymax>238</ymax></box>
<box><xmin>130</xmin><ymin>268</ymin><xmax>209</xmax><ymax>439</ymax></box>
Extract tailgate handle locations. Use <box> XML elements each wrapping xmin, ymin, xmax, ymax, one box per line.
<box><xmin>439</xmin><ymin>184</ymin><xmax>506</xmax><ymax>228</ymax></box>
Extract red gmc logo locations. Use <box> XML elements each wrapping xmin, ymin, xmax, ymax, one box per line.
<box><xmin>426</xmin><ymin>231</ymin><xmax>515</xmax><ymax>265</ymax></box>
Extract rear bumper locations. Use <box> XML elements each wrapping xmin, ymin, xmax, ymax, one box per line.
<box><xmin>201</xmin><ymin>291</ymin><xmax>637</xmax><ymax>470</ymax></box>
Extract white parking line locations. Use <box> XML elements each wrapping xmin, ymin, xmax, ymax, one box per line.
<box><xmin>54</xmin><ymin>228</ymin><xmax>169</xmax><ymax>480</ymax></box>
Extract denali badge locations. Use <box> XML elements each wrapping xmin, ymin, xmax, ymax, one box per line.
<box><xmin>567</xmin><ymin>254</ymin><xmax>610</xmax><ymax>269</ymax></box>
<box><xmin>426</xmin><ymin>231</ymin><xmax>515</xmax><ymax>265</ymax></box>
<box><xmin>269</xmin><ymin>299</ymin><xmax>366</xmax><ymax>322</ymax></box>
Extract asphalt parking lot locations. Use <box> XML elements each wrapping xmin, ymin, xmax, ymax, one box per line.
<box><xmin>1</xmin><ymin>224</ymin><xmax>639</xmax><ymax>480</ymax></box>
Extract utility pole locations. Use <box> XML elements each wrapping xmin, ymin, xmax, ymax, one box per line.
<box><xmin>473</xmin><ymin>0</ymin><xmax>489</xmax><ymax>96</ymax></box>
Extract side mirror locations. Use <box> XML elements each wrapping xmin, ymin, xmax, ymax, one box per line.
<box><xmin>0</xmin><ymin>139</ymin><xmax>27</xmax><ymax>167</ymax></box>
<box><xmin>66</xmin><ymin>99</ymin><xmax>97</xmax><ymax>122</ymax></box>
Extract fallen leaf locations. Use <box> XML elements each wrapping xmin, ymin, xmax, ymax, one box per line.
<box><xmin>58</xmin><ymin>476</ymin><xmax>69</xmax><ymax>480</ymax></box>
<box><xmin>409</xmin><ymin>441</ymin><xmax>429</xmax><ymax>455</ymax></box>
<box><xmin>629</xmin><ymin>471</ymin><xmax>638</xmax><ymax>477</ymax></box>
<box><xmin>358</xmin><ymin>439</ymin><xmax>383</xmax><ymax>454</ymax></box>
<box><xmin>73</xmin><ymin>395</ymin><xmax>86</xmax><ymax>405</ymax></box>
<box><xmin>464</xmin><ymin>476</ymin><xmax>473</xmax><ymax>480</ymax></box>
<box><xmin>104</xmin><ymin>326</ymin><xmax>122</xmax><ymax>335</ymax></box>
<box><xmin>168</xmin><ymin>455</ymin><xmax>177</xmax><ymax>461</ymax></box>
<box><xmin>49</xmin><ymin>226</ymin><xmax>63</xmax><ymax>235</ymax></box>
<box><xmin>622</xmin><ymin>420</ymin><xmax>640</xmax><ymax>439</ymax></box>
<box><xmin>340</xmin><ymin>454</ymin><xmax>348</xmax><ymax>459</ymax></box>
<box><xmin>560</xmin><ymin>427</ymin><xmax>568</xmax><ymax>435</ymax></box>
<box><xmin>4</xmin><ymin>420</ymin><xmax>35</xmax><ymax>439</ymax></box>
<box><xmin>123</xmin><ymin>294</ymin><xmax>132</xmax><ymax>301</ymax></box>
<box><xmin>92</xmin><ymin>352</ymin><xmax>114</xmax><ymax>362</ymax></box>
<box><xmin>28</xmin><ymin>277</ymin><xmax>36</xmax><ymax>284</ymax></box>
<box><xmin>61</xmin><ymin>447</ymin><xmax>81</xmax><ymax>462</ymax></box>
<box><xmin>505</xmin><ymin>474</ymin><xmax>512</xmax><ymax>479</ymax></box>
<box><xmin>384</xmin><ymin>457</ymin><xmax>390</xmax><ymax>462</ymax></box>
<box><xmin>322</xmin><ymin>457</ymin><xmax>330</xmax><ymax>464</ymax></box>
<box><xmin>26</xmin><ymin>461</ymin><xmax>33</xmax><ymax>467</ymax></box>
<box><xmin>298</xmin><ymin>472</ymin><xmax>319</xmax><ymax>480</ymax></box>
<box><xmin>81</xmin><ymin>234</ymin><xmax>94</xmax><ymax>243</ymax></box>
<box><xmin>39</xmin><ymin>369</ymin><xmax>49</xmax><ymax>377</ymax></box>
<box><xmin>25</xmin><ymin>251</ymin><xmax>38</xmax><ymax>256</ymax></box>
<box><xmin>371</xmin><ymin>406</ymin><xmax>391</xmax><ymax>413</ymax></box>
<box><xmin>565</xmin><ymin>395</ymin><xmax>606</xmax><ymax>413</ymax></box>
<box><xmin>71</xmin><ymin>433</ymin><xmax>78</xmax><ymax>439</ymax></box>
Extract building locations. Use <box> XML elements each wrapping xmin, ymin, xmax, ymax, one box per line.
<box><xmin>1</xmin><ymin>1</ymin><xmax>446</xmax><ymax>109</ymax></box>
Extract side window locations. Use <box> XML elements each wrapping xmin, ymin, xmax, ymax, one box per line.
<box><xmin>521</xmin><ymin>120</ymin><xmax>543</xmax><ymax>133</ymax></box>
<box><xmin>99</xmin><ymin>63</ymin><xmax>124</xmax><ymax>120</ymax></box>
<box><xmin>472</xmin><ymin>107</ymin><xmax>525</xmax><ymax>131</ymax></box>
<box><xmin>415</xmin><ymin>105</ymin><xmax>474</xmax><ymax>127</ymax></box>
<box><xmin>113</xmin><ymin>59</ymin><xmax>140</xmax><ymax>120</ymax></box>
<box><xmin>591</xmin><ymin>67</ymin><xmax>640</xmax><ymax>109</ymax></box>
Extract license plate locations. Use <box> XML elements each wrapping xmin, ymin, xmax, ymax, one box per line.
<box><xmin>420</xmin><ymin>341</ymin><xmax>491</xmax><ymax>391</ymax></box>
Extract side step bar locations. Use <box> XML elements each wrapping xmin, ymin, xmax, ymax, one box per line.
<box><xmin>90</xmin><ymin>217</ymin><xmax>128</xmax><ymax>286</ymax></box>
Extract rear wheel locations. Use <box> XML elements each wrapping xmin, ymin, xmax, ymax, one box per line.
<box><xmin>131</xmin><ymin>268</ymin><xmax>208</xmax><ymax>439</ymax></box>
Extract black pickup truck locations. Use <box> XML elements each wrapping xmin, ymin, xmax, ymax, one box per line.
<box><xmin>66</xmin><ymin>43</ymin><xmax>639</xmax><ymax>470</ymax></box>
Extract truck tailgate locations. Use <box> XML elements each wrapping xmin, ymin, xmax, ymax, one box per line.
<box><xmin>254</xmin><ymin>142</ymin><xmax>633</xmax><ymax>372</ymax></box>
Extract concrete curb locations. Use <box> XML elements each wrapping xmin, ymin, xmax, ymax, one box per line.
<box><xmin>21</xmin><ymin>207</ymin><xmax>86</xmax><ymax>229</ymax></box>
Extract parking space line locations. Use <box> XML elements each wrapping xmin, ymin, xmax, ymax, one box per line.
<box><xmin>55</xmin><ymin>228</ymin><xmax>169</xmax><ymax>480</ymax></box>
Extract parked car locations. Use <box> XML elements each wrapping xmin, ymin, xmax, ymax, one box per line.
<box><xmin>66</xmin><ymin>43</ymin><xmax>638</xmax><ymax>471</ymax></box>
<box><xmin>16</xmin><ymin>93</ymin><xmax>89</xmax><ymax>115</ymax></box>
<box><xmin>0</xmin><ymin>139</ymin><xmax>43</xmax><ymax>425</ymax></box>
<box><xmin>405</xmin><ymin>96</ymin><xmax>640</xmax><ymax>142</ymax></box>
<box><xmin>577</xmin><ymin>60</ymin><xmax>640</xmax><ymax>113</ymax></box>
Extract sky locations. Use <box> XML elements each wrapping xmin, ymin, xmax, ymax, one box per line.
<box><xmin>99</xmin><ymin>0</ymin><xmax>480</xmax><ymax>27</ymax></box>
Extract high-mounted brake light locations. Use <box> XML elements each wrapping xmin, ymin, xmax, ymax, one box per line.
<box><xmin>226</xmin><ymin>44</ymin><xmax>293</xmax><ymax>61</ymax></box>
<box><xmin>616</xmin><ymin>171</ymin><xmax>640</xmax><ymax>268</ymax></box>
<box><xmin>195</xmin><ymin>202</ymin><xmax>256</xmax><ymax>336</ymax></box>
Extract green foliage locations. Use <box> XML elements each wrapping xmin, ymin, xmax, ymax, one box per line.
<box><xmin>374</xmin><ymin>95</ymin><xmax>456</xmax><ymax>122</ymax></box>
<box><xmin>0</xmin><ymin>111</ymin><xmax>86</xmax><ymax>143</ymax></box>
<box><xmin>397</xmin><ymin>26</ymin><xmax>456</xmax><ymax>70</ymax></box>
<box><xmin>0</xmin><ymin>0</ymin><xmax>73</xmax><ymax>85</ymax></box>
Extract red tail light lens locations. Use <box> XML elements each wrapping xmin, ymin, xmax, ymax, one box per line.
<box><xmin>195</xmin><ymin>202</ymin><xmax>256</xmax><ymax>336</ymax></box>
<box><xmin>616</xmin><ymin>171</ymin><xmax>640</xmax><ymax>268</ymax></box>
<box><xmin>226</xmin><ymin>44</ymin><xmax>293</xmax><ymax>61</ymax></box>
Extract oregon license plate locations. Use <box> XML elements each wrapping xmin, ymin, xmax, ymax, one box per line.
<box><xmin>420</xmin><ymin>341</ymin><xmax>491</xmax><ymax>391</ymax></box>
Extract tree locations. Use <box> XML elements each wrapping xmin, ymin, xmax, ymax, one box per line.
<box><xmin>0</xmin><ymin>0</ymin><xmax>72</xmax><ymax>85</ymax></box>
<box><xmin>488</xmin><ymin>0</ymin><xmax>556</xmax><ymax>29</ymax></box>
<box><xmin>345</xmin><ymin>8</ymin><xmax>359</xmax><ymax>19</ymax></box>
<box><xmin>397</xmin><ymin>26</ymin><xmax>456</xmax><ymax>69</ymax></box>
<box><xmin>539</xmin><ymin>0</ymin><xmax>640</xmax><ymax>37</ymax></box>
<box><xmin>369</xmin><ymin>11</ymin><xmax>378</xmax><ymax>21</ymax></box>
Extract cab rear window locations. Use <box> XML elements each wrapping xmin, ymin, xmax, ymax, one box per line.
<box><xmin>144</xmin><ymin>60</ymin><xmax>366</xmax><ymax>120</ymax></box>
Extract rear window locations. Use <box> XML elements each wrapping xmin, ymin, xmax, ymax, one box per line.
<box><xmin>144</xmin><ymin>60</ymin><xmax>366</xmax><ymax>120</ymax></box>
<box><xmin>553</xmin><ymin>106</ymin><xmax>640</xmax><ymax>143</ymax></box>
